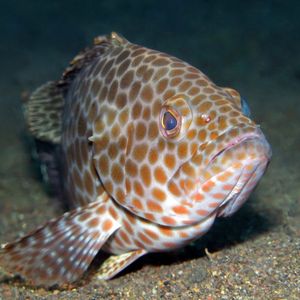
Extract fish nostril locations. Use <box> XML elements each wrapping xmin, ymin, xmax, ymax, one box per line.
<box><xmin>201</xmin><ymin>114</ymin><xmax>211</xmax><ymax>123</ymax></box>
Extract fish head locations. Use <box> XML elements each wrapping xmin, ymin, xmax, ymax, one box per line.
<box><xmin>171</xmin><ymin>89</ymin><xmax>272</xmax><ymax>219</ymax></box>
<box><xmin>92</xmin><ymin>43</ymin><xmax>271</xmax><ymax>227</ymax></box>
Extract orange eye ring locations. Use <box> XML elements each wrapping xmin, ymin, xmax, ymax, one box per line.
<box><xmin>159</xmin><ymin>106</ymin><xmax>181</xmax><ymax>138</ymax></box>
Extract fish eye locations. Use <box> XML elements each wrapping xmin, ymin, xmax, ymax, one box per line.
<box><xmin>160</xmin><ymin>106</ymin><xmax>181</xmax><ymax>138</ymax></box>
<box><xmin>163</xmin><ymin>111</ymin><xmax>177</xmax><ymax>130</ymax></box>
<box><xmin>240</xmin><ymin>96</ymin><xmax>251</xmax><ymax>117</ymax></box>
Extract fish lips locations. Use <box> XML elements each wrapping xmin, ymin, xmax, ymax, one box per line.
<box><xmin>207</xmin><ymin>127</ymin><xmax>272</xmax><ymax>167</ymax></box>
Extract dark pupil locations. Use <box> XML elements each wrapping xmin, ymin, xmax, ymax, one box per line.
<box><xmin>163</xmin><ymin>112</ymin><xmax>177</xmax><ymax>130</ymax></box>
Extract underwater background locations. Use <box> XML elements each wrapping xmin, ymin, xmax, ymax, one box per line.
<box><xmin>0</xmin><ymin>0</ymin><xmax>299</xmax><ymax>299</ymax></box>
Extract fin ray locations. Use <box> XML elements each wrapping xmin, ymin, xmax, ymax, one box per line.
<box><xmin>97</xmin><ymin>249</ymin><xmax>147</xmax><ymax>280</ymax></box>
<box><xmin>24</xmin><ymin>81</ymin><xmax>63</xmax><ymax>144</ymax></box>
<box><xmin>0</xmin><ymin>201</ymin><xmax>120</xmax><ymax>286</ymax></box>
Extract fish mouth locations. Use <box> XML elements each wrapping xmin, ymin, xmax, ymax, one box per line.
<box><xmin>207</xmin><ymin>128</ymin><xmax>272</xmax><ymax>167</ymax></box>
<box><xmin>216</xmin><ymin>152</ymin><xmax>269</xmax><ymax>217</ymax></box>
<box><xmin>196</xmin><ymin>126</ymin><xmax>272</xmax><ymax>217</ymax></box>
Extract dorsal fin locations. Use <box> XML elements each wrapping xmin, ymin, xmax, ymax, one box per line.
<box><xmin>24</xmin><ymin>32</ymin><xmax>128</xmax><ymax>144</ymax></box>
<box><xmin>59</xmin><ymin>32</ymin><xmax>128</xmax><ymax>90</ymax></box>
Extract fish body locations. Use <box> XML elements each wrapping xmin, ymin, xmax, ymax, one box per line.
<box><xmin>0</xmin><ymin>32</ymin><xmax>271</xmax><ymax>286</ymax></box>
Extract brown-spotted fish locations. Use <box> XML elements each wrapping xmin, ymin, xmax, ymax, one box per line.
<box><xmin>0</xmin><ymin>32</ymin><xmax>271</xmax><ymax>286</ymax></box>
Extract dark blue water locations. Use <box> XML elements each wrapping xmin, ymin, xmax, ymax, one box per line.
<box><xmin>0</xmin><ymin>0</ymin><xmax>299</xmax><ymax>138</ymax></box>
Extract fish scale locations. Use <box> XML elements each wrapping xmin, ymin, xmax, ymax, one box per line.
<box><xmin>0</xmin><ymin>32</ymin><xmax>271</xmax><ymax>286</ymax></box>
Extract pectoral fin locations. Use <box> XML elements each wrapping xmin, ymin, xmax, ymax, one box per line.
<box><xmin>0</xmin><ymin>200</ymin><xmax>120</xmax><ymax>287</ymax></box>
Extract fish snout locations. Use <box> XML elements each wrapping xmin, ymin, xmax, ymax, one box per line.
<box><xmin>217</xmin><ymin>128</ymin><xmax>271</xmax><ymax>217</ymax></box>
<box><xmin>187</xmin><ymin>125</ymin><xmax>271</xmax><ymax>220</ymax></box>
<box><xmin>203</xmin><ymin>125</ymin><xmax>271</xmax><ymax>175</ymax></box>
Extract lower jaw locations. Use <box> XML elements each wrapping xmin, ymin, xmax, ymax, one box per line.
<box><xmin>217</xmin><ymin>157</ymin><xmax>268</xmax><ymax>217</ymax></box>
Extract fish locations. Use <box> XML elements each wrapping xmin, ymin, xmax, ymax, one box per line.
<box><xmin>0</xmin><ymin>32</ymin><xmax>271</xmax><ymax>287</ymax></box>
